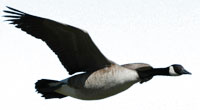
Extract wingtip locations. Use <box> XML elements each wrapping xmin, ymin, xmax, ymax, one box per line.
<box><xmin>3</xmin><ymin>15</ymin><xmax>20</xmax><ymax>18</ymax></box>
<box><xmin>6</xmin><ymin>6</ymin><xmax>10</xmax><ymax>8</ymax></box>
<box><xmin>6</xmin><ymin>6</ymin><xmax>15</xmax><ymax>10</ymax></box>
<box><xmin>5</xmin><ymin>6</ymin><xmax>14</xmax><ymax>11</ymax></box>
<box><xmin>4</xmin><ymin>6</ymin><xmax>25</xmax><ymax>14</ymax></box>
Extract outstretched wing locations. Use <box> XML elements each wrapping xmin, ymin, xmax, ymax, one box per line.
<box><xmin>4</xmin><ymin>6</ymin><xmax>111</xmax><ymax>75</ymax></box>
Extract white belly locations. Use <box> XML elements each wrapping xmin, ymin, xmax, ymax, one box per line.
<box><xmin>56</xmin><ymin>64</ymin><xmax>140</xmax><ymax>100</ymax></box>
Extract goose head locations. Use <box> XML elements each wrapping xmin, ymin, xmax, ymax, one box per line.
<box><xmin>169</xmin><ymin>64</ymin><xmax>191</xmax><ymax>76</ymax></box>
<box><xmin>137</xmin><ymin>64</ymin><xmax>191</xmax><ymax>83</ymax></box>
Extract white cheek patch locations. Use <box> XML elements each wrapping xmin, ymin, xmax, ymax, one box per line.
<box><xmin>169</xmin><ymin>66</ymin><xmax>179</xmax><ymax>76</ymax></box>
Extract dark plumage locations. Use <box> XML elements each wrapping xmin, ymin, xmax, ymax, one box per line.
<box><xmin>4</xmin><ymin>7</ymin><xmax>191</xmax><ymax>100</ymax></box>
<box><xmin>4</xmin><ymin>6</ymin><xmax>111</xmax><ymax>75</ymax></box>
<box><xmin>35</xmin><ymin>79</ymin><xmax>65</xmax><ymax>99</ymax></box>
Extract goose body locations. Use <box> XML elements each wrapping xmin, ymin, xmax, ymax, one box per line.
<box><xmin>55</xmin><ymin>64</ymin><xmax>140</xmax><ymax>100</ymax></box>
<box><xmin>4</xmin><ymin>7</ymin><xmax>191</xmax><ymax>100</ymax></box>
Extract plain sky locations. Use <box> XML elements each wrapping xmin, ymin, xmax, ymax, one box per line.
<box><xmin>0</xmin><ymin>0</ymin><xmax>199</xmax><ymax>110</ymax></box>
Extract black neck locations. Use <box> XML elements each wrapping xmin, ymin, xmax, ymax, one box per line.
<box><xmin>137</xmin><ymin>67</ymin><xmax>170</xmax><ymax>83</ymax></box>
<box><xmin>151</xmin><ymin>67</ymin><xmax>170</xmax><ymax>76</ymax></box>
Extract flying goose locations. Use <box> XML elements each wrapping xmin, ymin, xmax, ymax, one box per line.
<box><xmin>3</xmin><ymin>7</ymin><xmax>191</xmax><ymax>100</ymax></box>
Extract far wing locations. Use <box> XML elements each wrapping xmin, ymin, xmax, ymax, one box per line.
<box><xmin>4</xmin><ymin>7</ymin><xmax>111</xmax><ymax>75</ymax></box>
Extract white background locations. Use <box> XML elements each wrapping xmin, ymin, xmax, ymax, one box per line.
<box><xmin>0</xmin><ymin>0</ymin><xmax>199</xmax><ymax>110</ymax></box>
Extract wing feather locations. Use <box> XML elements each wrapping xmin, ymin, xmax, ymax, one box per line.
<box><xmin>4</xmin><ymin>6</ymin><xmax>111</xmax><ymax>75</ymax></box>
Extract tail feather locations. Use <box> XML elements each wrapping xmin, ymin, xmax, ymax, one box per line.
<box><xmin>35</xmin><ymin>79</ymin><xmax>66</xmax><ymax>99</ymax></box>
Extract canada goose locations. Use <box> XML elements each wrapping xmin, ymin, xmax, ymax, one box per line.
<box><xmin>3</xmin><ymin>7</ymin><xmax>191</xmax><ymax>100</ymax></box>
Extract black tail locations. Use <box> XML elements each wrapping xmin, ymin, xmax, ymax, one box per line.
<box><xmin>35</xmin><ymin>79</ymin><xmax>66</xmax><ymax>99</ymax></box>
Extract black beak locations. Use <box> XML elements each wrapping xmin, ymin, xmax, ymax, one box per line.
<box><xmin>181</xmin><ymin>69</ymin><xmax>192</xmax><ymax>75</ymax></box>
